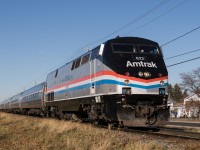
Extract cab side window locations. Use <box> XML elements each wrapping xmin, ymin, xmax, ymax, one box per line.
<box><xmin>71</xmin><ymin>60</ymin><xmax>76</xmax><ymax>70</ymax></box>
<box><xmin>74</xmin><ymin>58</ymin><xmax>81</xmax><ymax>69</ymax></box>
<box><xmin>71</xmin><ymin>53</ymin><xmax>91</xmax><ymax>70</ymax></box>
<box><xmin>81</xmin><ymin>54</ymin><xmax>90</xmax><ymax>65</ymax></box>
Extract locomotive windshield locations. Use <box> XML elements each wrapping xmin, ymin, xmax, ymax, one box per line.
<box><xmin>111</xmin><ymin>43</ymin><xmax>160</xmax><ymax>55</ymax></box>
<box><xmin>138</xmin><ymin>45</ymin><xmax>159</xmax><ymax>55</ymax></box>
<box><xmin>112</xmin><ymin>43</ymin><xmax>136</xmax><ymax>53</ymax></box>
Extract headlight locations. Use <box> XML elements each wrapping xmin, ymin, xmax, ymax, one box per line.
<box><xmin>144</xmin><ymin>72</ymin><xmax>151</xmax><ymax>78</ymax></box>
<box><xmin>138</xmin><ymin>71</ymin><xmax>143</xmax><ymax>77</ymax></box>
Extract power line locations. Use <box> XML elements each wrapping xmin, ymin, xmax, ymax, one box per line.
<box><xmin>84</xmin><ymin>0</ymin><xmax>171</xmax><ymax>48</ymax></box>
<box><xmin>165</xmin><ymin>48</ymin><xmax>200</xmax><ymax>60</ymax></box>
<box><xmin>161</xmin><ymin>25</ymin><xmax>200</xmax><ymax>47</ymax></box>
<box><xmin>167</xmin><ymin>56</ymin><xmax>200</xmax><ymax>67</ymax></box>
<box><xmin>54</xmin><ymin>0</ymin><xmax>172</xmax><ymax>71</ymax></box>
<box><xmin>14</xmin><ymin>0</ymin><xmax>191</xmax><ymax>95</ymax></box>
<box><xmin>125</xmin><ymin>0</ymin><xmax>189</xmax><ymax>35</ymax></box>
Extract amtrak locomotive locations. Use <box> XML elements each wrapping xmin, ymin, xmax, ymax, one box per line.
<box><xmin>0</xmin><ymin>37</ymin><xmax>169</xmax><ymax>127</ymax></box>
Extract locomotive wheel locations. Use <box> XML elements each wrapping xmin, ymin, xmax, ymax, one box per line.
<box><xmin>147</xmin><ymin>114</ymin><xmax>157</xmax><ymax>125</ymax></box>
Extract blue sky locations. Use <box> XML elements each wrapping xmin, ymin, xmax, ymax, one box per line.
<box><xmin>0</xmin><ymin>0</ymin><xmax>200</xmax><ymax>100</ymax></box>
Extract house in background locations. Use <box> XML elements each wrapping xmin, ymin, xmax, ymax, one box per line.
<box><xmin>168</xmin><ymin>98</ymin><xmax>186</xmax><ymax>118</ymax></box>
<box><xmin>168</xmin><ymin>94</ymin><xmax>200</xmax><ymax>118</ymax></box>
<box><xmin>167</xmin><ymin>98</ymin><xmax>177</xmax><ymax>118</ymax></box>
<box><xmin>184</xmin><ymin>94</ymin><xmax>200</xmax><ymax>118</ymax></box>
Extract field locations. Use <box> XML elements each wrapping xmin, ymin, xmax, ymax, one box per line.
<box><xmin>0</xmin><ymin>112</ymin><xmax>200</xmax><ymax>150</ymax></box>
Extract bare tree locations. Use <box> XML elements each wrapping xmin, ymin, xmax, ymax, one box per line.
<box><xmin>180</xmin><ymin>67</ymin><xmax>200</xmax><ymax>119</ymax></box>
<box><xmin>180</xmin><ymin>67</ymin><xmax>200</xmax><ymax>97</ymax></box>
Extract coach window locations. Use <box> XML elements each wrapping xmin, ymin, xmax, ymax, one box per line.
<box><xmin>81</xmin><ymin>53</ymin><xmax>90</xmax><ymax>65</ymax></box>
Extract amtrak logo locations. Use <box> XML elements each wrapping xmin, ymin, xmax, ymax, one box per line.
<box><xmin>126</xmin><ymin>61</ymin><xmax>157</xmax><ymax>68</ymax></box>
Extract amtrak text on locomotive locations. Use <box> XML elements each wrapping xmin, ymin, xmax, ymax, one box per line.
<box><xmin>126</xmin><ymin>61</ymin><xmax>157</xmax><ymax>68</ymax></box>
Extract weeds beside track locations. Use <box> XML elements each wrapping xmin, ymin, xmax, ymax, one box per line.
<box><xmin>1</xmin><ymin>112</ymin><xmax>200</xmax><ymax>150</ymax></box>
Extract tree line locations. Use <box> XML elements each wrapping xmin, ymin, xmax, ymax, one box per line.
<box><xmin>168</xmin><ymin>83</ymin><xmax>188</xmax><ymax>102</ymax></box>
<box><xmin>168</xmin><ymin>67</ymin><xmax>200</xmax><ymax>102</ymax></box>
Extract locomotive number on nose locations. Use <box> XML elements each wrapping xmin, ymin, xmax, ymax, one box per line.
<box><xmin>136</xmin><ymin>57</ymin><xmax>144</xmax><ymax>60</ymax></box>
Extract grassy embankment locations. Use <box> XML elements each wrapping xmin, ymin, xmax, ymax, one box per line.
<box><xmin>0</xmin><ymin>112</ymin><xmax>200</xmax><ymax>150</ymax></box>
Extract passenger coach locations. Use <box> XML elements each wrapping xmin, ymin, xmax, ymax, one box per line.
<box><xmin>0</xmin><ymin>82</ymin><xmax>45</xmax><ymax>115</ymax></box>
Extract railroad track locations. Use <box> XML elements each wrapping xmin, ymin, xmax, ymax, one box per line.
<box><xmin>157</xmin><ymin>127</ymin><xmax>200</xmax><ymax>140</ymax></box>
<box><xmin>118</xmin><ymin>127</ymin><xmax>200</xmax><ymax>140</ymax></box>
<box><xmin>95</xmin><ymin>124</ymin><xmax>200</xmax><ymax>140</ymax></box>
<box><xmin>167</xmin><ymin>121</ymin><xmax>200</xmax><ymax>127</ymax></box>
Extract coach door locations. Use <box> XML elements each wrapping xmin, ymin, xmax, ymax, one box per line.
<box><xmin>90</xmin><ymin>59</ymin><xmax>96</xmax><ymax>95</ymax></box>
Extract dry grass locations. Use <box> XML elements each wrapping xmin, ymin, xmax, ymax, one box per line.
<box><xmin>0</xmin><ymin>112</ymin><xmax>200</xmax><ymax>150</ymax></box>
